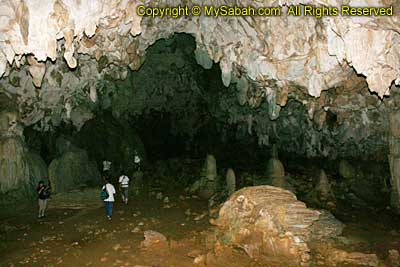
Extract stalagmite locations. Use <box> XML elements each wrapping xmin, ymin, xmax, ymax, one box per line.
<box><xmin>316</xmin><ymin>169</ymin><xmax>334</xmax><ymax>203</ymax></box>
<box><xmin>388</xmin><ymin>110</ymin><xmax>400</xmax><ymax>212</ymax></box>
<box><xmin>306</xmin><ymin>169</ymin><xmax>336</xmax><ymax>209</ymax></box>
<box><xmin>190</xmin><ymin>154</ymin><xmax>218</xmax><ymax>200</ymax></box>
<box><xmin>225</xmin><ymin>168</ymin><xmax>236</xmax><ymax>196</ymax></box>
<box><xmin>265</xmin><ymin>144</ymin><xmax>285</xmax><ymax>179</ymax></box>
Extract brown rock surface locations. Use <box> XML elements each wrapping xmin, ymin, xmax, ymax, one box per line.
<box><xmin>211</xmin><ymin>185</ymin><xmax>344</xmax><ymax>266</ymax></box>
<box><xmin>140</xmin><ymin>230</ymin><xmax>168</xmax><ymax>250</ymax></box>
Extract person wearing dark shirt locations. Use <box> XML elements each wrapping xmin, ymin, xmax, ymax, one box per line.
<box><xmin>37</xmin><ymin>180</ymin><xmax>50</xmax><ymax>219</ymax></box>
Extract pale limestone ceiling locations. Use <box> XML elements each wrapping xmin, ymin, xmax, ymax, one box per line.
<box><xmin>0</xmin><ymin>0</ymin><xmax>399</xmax><ymax>128</ymax></box>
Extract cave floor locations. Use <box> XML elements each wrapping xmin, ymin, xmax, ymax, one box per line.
<box><xmin>0</xmin><ymin>188</ymin><xmax>265</xmax><ymax>267</ymax></box>
<box><xmin>1</xmin><ymin>185</ymin><xmax>400</xmax><ymax>267</ymax></box>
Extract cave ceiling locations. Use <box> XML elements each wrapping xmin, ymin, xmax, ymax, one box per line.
<box><xmin>0</xmin><ymin>0</ymin><xmax>399</xmax><ymax>158</ymax></box>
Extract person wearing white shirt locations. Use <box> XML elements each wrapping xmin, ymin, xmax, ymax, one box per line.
<box><xmin>134</xmin><ymin>150</ymin><xmax>141</xmax><ymax>171</ymax></box>
<box><xmin>102</xmin><ymin>178</ymin><xmax>116</xmax><ymax>220</ymax></box>
<box><xmin>119</xmin><ymin>172</ymin><xmax>130</xmax><ymax>205</ymax></box>
<box><xmin>103</xmin><ymin>159</ymin><xmax>112</xmax><ymax>176</ymax></box>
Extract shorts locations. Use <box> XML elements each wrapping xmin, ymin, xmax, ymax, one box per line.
<box><xmin>38</xmin><ymin>198</ymin><xmax>48</xmax><ymax>209</ymax></box>
<box><xmin>121</xmin><ymin>187</ymin><xmax>129</xmax><ymax>198</ymax></box>
<box><xmin>134</xmin><ymin>163</ymin><xmax>141</xmax><ymax>171</ymax></box>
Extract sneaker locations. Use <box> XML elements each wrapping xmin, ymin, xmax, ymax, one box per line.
<box><xmin>107</xmin><ymin>216</ymin><xmax>112</xmax><ymax>220</ymax></box>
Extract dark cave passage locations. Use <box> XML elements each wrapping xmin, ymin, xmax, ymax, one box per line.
<box><xmin>15</xmin><ymin>33</ymin><xmax>392</xmax><ymax>210</ymax></box>
<box><xmin>1</xmin><ymin>33</ymin><xmax>400</xmax><ymax>267</ymax></box>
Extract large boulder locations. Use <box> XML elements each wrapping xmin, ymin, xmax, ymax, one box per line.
<box><xmin>49</xmin><ymin>137</ymin><xmax>100</xmax><ymax>193</ymax></box>
<box><xmin>211</xmin><ymin>185</ymin><xmax>344</xmax><ymax>267</ymax></box>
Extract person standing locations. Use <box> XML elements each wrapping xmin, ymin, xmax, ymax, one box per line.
<box><xmin>102</xmin><ymin>177</ymin><xmax>116</xmax><ymax>220</ymax></box>
<box><xmin>37</xmin><ymin>180</ymin><xmax>50</xmax><ymax>219</ymax></box>
<box><xmin>119</xmin><ymin>172</ymin><xmax>130</xmax><ymax>205</ymax></box>
<box><xmin>102</xmin><ymin>159</ymin><xmax>112</xmax><ymax>176</ymax></box>
<box><xmin>134</xmin><ymin>150</ymin><xmax>141</xmax><ymax>171</ymax></box>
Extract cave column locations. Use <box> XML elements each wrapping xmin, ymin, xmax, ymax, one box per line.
<box><xmin>388</xmin><ymin>110</ymin><xmax>400</xmax><ymax>212</ymax></box>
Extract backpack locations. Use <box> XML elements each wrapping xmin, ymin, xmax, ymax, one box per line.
<box><xmin>101</xmin><ymin>185</ymin><xmax>109</xmax><ymax>200</ymax></box>
<box><xmin>42</xmin><ymin>188</ymin><xmax>51</xmax><ymax>199</ymax></box>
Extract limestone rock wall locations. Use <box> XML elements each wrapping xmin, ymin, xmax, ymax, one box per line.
<box><xmin>0</xmin><ymin>136</ymin><xmax>29</xmax><ymax>193</ymax></box>
<box><xmin>1</xmin><ymin>0</ymin><xmax>398</xmax><ymax>97</ymax></box>
<box><xmin>25</xmin><ymin>150</ymin><xmax>48</xmax><ymax>191</ymax></box>
<box><xmin>0</xmin><ymin>0</ymin><xmax>398</xmax><ymax>128</ymax></box>
<box><xmin>0</xmin><ymin>0</ymin><xmax>398</xmax><ymax>161</ymax></box>
<box><xmin>0</xmin><ymin>105</ymin><xmax>48</xmax><ymax>201</ymax></box>
<box><xmin>48</xmin><ymin>137</ymin><xmax>100</xmax><ymax>193</ymax></box>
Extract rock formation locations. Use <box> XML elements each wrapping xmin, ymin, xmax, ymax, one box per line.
<box><xmin>132</xmin><ymin>170</ymin><xmax>144</xmax><ymax>197</ymax></box>
<box><xmin>265</xmin><ymin>144</ymin><xmax>285</xmax><ymax>178</ymax></box>
<box><xmin>0</xmin><ymin>0</ymin><xmax>399</xmax><ymax>100</ymax></box>
<box><xmin>0</xmin><ymin>136</ymin><xmax>29</xmax><ymax>193</ymax></box>
<box><xmin>256</xmin><ymin>144</ymin><xmax>295</xmax><ymax>192</ymax></box>
<box><xmin>225</xmin><ymin>168</ymin><xmax>236</xmax><ymax>196</ymax></box>
<box><xmin>0</xmin><ymin>108</ymin><xmax>47</xmax><ymax>202</ymax></box>
<box><xmin>211</xmin><ymin>185</ymin><xmax>344</xmax><ymax>266</ymax></box>
<box><xmin>389</xmin><ymin>110</ymin><xmax>400</xmax><ymax>211</ymax></box>
<box><xmin>190</xmin><ymin>154</ymin><xmax>218</xmax><ymax>199</ymax></box>
<box><xmin>0</xmin><ymin>0</ymin><xmax>399</xmax><ymax>211</ymax></box>
<box><xmin>0</xmin><ymin>0</ymin><xmax>395</xmax><ymax>161</ymax></box>
<box><xmin>48</xmin><ymin>136</ymin><xmax>100</xmax><ymax>193</ymax></box>
<box><xmin>306</xmin><ymin>169</ymin><xmax>336</xmax><ymax>210</ymax></box>
<box><xmin>339</xmin><ymin>159</ymin><xmax>356</xmax><ymax>180</ymax></box>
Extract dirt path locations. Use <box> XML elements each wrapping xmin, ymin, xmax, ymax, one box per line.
<box><xmin>2</xmin><ymin>188</ymin><xmax>400</xmax><ymax>267</ymax></box>
<box><xmin>0</xmin><ymin>192</ymin><xmax>262</xmax><ymax>267</ymax></box>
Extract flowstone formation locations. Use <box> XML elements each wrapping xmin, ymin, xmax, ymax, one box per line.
<box><xmin>48</xmin><ymin>136</ymin><xmax>100</xmax><ymax>193</ymax></box>
<box><xmin>211</xmin><ymin>186</ymin><xmax>344</xmax><ymax>266</ymax></box>
<box><xmin>0</xmin><ymin>108</ymin><xmax>47</xmax><ymax>203</ymax></box>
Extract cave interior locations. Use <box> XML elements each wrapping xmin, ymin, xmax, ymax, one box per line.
<box><xmin>1</xmin><ymin>3</ymin><xmax>400</xmax><ymax>266</ymax></box>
